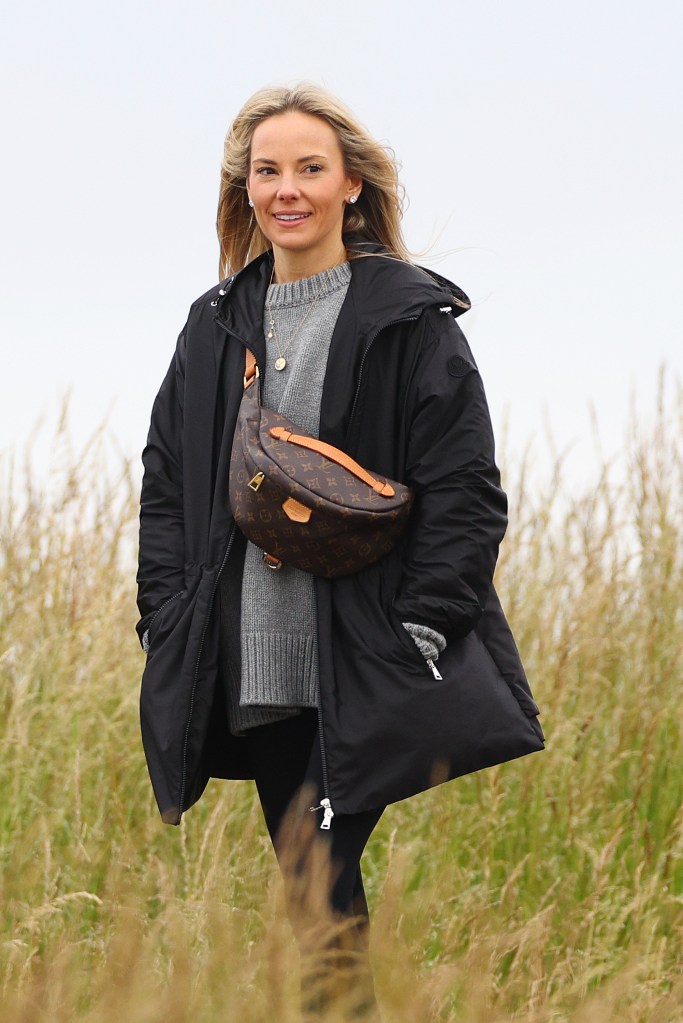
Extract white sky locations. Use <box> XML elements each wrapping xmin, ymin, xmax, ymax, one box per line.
<box><xmin>1</xmin><ymin>0</ymin><xmax>681</xmax><ymax>488</ymax></box>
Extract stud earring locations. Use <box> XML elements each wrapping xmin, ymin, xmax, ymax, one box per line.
<box><xmin>248</xmin><ymin>198</ymin><xmax>254</xmax><ymax>208</ymax></box>
<box><xmin>347</xmin><ymin>195</ymin><xmax>358</xmax><ymax>204</ymax></box>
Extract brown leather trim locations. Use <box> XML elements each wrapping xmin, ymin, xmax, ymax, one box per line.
<box><xmin>269</xmin><ymin>425</ymin><xmax>396</xmax><ymax>497</ymax></box>
<box><xmin>282</xmin><ymin>498</ymin><xmax>313</xmax><ymax>523</ymax></box>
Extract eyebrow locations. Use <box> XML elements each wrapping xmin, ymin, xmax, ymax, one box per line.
<box><xmin>251</xmin><ymin>154</ymin><xmax>328</xmax><ymax>166</ymax></box>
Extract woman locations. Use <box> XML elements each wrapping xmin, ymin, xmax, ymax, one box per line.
<box><xmin>136</xmin><ymin>83</ymin><xmax>544</xmax><ymax>1017</ymax></box>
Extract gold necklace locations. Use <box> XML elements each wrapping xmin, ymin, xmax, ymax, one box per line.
<box><xmin>265</xmin><ymin>273</ymin><xmax>323</xmax><ymax>372</ymax></box>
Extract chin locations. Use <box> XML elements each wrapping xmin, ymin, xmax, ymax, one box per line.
<box><xmin>271</xmin><ymin>237</ymin><xmax>317</xmax><ymax>253</ymax></box>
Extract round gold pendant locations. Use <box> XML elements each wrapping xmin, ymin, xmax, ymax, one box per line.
<box><xmin>274</xmin><ymin>357</ymin><xmax>287</xmax><ymax>371</ymax></box>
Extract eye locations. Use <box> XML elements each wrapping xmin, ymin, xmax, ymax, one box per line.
<box><xmin>303</xmin><ymin>163</ymin><xmax>323</xmax><ymax>173</ymax></box>
<box><xmin>254</xmin><ymin>166</ymin><xmax>276</xmax><ymax>176</ymax></box>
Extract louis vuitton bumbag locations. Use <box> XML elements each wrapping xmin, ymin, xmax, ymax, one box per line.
<box><xmin>229</xmin><ymin>349</ymin><xmax>414</xmax><ymax>578</ymax></box>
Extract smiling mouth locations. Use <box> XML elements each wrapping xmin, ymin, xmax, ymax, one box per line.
<box><xmin>273</xmin><ymin>213</ymin><xmax>311</xmax><ymax>222</ymax></box>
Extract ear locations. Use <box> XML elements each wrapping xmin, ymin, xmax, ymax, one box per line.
<box><xmin>346</xmin><ymin>176</ymin><xmax>363</xmax><ymax>203</ymax></box>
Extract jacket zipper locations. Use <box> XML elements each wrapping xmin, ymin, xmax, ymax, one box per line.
<box><xmin>152</xmin><ymin>590</ymin><xmax>184</xmax><ymax>623</ymax></box>
<box><xmin>427</xmin><ymin>658</ymin><xmax>443</xmax><ymax>680</ymax></box>
<box><xmin>310</xmin><ymin>600</ymin><xmax>335</xmax><ymax>830</ymax></box>
<box><xmin>216</xmin><ymin>313</ymin><xmax>336</xmax><ymax>832</ymax></box>
<box><xmin>309</xmin><ymin>314</ymin><xmax>419</xmax><ymax>831</ymax></box>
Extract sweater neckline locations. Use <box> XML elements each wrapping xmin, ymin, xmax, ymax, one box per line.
<box><xmin>266</xmin><ymin>262</ymin><xmax>351</xmax><ymax>309</ymax></box>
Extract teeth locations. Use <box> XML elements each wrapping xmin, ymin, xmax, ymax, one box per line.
<box><xmin>275</xmin><ymin>214</ymin><xmax>308</xmax><ymax>221</ymax></box>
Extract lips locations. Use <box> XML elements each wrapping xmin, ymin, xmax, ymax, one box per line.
<box><xmin>273</xmin><ymin>212</ymin><xmax>311</xmax><ymax>222</ymax></box>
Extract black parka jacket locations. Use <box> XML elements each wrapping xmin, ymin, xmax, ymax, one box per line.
<box><xmin>137</xmin><ymin>246</ymin><xmax>544</xmax><ymax>825</ymax></box>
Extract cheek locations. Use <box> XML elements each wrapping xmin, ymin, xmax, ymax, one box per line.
<box><xmin>321</xmin><ymin>187</ymin><xmax>345</xmax><ymax>217</ymax></box>
<box><xmin>248</xmin><ymin>176</ymin><xmax>269</xmax><ymax>201</ymax></box>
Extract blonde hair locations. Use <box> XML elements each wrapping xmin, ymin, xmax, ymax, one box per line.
<box><xmin>217</xmin><ymin>83</ymin><xmax>410</xmax><ymax>277</ymax></box>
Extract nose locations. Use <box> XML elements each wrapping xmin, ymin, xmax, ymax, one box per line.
<box><xmin>276</xmin><ymin>174</ymin><xmax>301</xmax><ymax>201</ymax></box>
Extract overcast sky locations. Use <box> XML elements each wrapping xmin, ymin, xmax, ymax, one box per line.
<box><xmin>1</xmin><ymin>0</ymin><xmax>681</xmax><ymax>489</ymax></box>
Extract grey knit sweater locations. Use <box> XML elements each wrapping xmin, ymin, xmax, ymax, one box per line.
<box><xmin>218</xmin><ymin>261</ymin><xmax>446</xmax><ymax>736</ymax></box>
<box><xmin>221</xmin><ymin>263</ymin><xmax>351</xmax><ymax>734</ymax></box>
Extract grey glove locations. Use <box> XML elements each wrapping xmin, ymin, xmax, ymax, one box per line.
<box><xmin>403</xmin><ymin>622</ymin><xmax>447</xmax><ymax>662</ymax></box>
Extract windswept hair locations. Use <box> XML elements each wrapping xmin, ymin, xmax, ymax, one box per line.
<box><xmin>217</xmin><ymin>83</ymin><xmax>410</xmax><ymax>277</ymax></box>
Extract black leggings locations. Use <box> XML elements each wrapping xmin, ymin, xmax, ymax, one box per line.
<box><xmin>242</xmin><ymin>711</ymin><xmax>384</xmax><ymax>1016</ymax></box>
<box><xmin>243</xmin><ymin>709</ymin><xmax>384</xmax><ymax>921</ymax></box>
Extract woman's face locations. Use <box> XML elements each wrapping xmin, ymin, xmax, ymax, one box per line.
<box><xmin>247</xmin><ymin>110</ymin><xmax>360</xmax><ymax>276</ymax></box>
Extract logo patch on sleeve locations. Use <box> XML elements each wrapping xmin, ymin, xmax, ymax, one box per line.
<box><xmin>447</xmin><ymin>355</ymin><xmax>475</xmax><ymax>377</ymax></box>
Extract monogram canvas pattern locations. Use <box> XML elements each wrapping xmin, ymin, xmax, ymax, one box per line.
<box><xmin>229</xmin><ymin>381</ymin><xmax>414</xmax><ymax>578</ymax></box>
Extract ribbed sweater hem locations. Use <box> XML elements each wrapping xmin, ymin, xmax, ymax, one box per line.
<box><xmin>239</xmin><ymin>632</ymin><xmax>318</xmax><ymax>706</ymax></box>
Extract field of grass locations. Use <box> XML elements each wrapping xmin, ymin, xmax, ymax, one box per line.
<box><xmin>1</xmin><ymin>382</ymin><xmax>682</xmax><ymax>1022</ymax></box>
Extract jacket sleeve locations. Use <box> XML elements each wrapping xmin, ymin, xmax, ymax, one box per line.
<box><xmin>392</xmin><ymin>310</ymin><xmax>508</xmax><ymax>639</ymax></box>
<box><xmin>136</xmin><ymin>328</ymin><xmax>187</xmax><ymax>641</ymax></box>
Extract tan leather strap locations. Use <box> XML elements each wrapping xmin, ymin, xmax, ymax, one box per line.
<box><xmin>244</xmin><ymin>348</ymin><xmax>259</xmax><ymax>388</ymax></box>
<box><xmin>269</xmin><ymin>426</ymin><xmax>396</xmax><ymax>497</ymax></box>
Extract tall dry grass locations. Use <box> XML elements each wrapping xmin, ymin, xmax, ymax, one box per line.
<box><xmin>1</xmin><ymin>380</ymin><xmax>682</xmax><ymax>1022</ymax></box>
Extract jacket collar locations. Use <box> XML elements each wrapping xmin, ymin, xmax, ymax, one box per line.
<box><xmin>213</xmin><ymin>240</ymin><xmax>470</xmax><ymax>356</ymax></box>
<box><xmin>213</xmin><ymin>251</ymin><xmax>273</xmax><ymax>361</ymax></box>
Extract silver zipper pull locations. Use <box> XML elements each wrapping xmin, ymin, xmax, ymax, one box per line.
<box><xmin>427</xmin><ymin>658</ymin><xmax>443</xmax><ymax>680</ymax></box>
<box><xmin>309</xmin><ymin>797</ymin><xmax>335</xmax><ymax>830</ymax></box>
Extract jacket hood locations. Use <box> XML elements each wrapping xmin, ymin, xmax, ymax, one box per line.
<box><xmin>212</xmin><ymin>241</ymin><xmax>470</xmax><ymax>356</ymax></box>
<box><xmin>343</xmin><ymin>239</ymin><xmax>471</xmax><ymax>340</ymax></box>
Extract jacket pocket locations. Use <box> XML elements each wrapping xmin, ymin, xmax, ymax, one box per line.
<box><xmin>386</xmin><ymin>605</ymin><xmax>446</xmax><ymax>681</ymax></box>
<box><xmin>145</xmin><ymin>590</ymin><xmax>186</xmax><ymax>652</ymax></box>
<box><xmin>375</xmin><ymin>560</ymin><xmax>445</xmax><ymax>681</ymax></box>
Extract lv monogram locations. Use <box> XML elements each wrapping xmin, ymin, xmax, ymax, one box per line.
<box><xmin>228</xmin><ymin>350</ymin><xmax>414</xmax><ymax>579</ymax></box>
